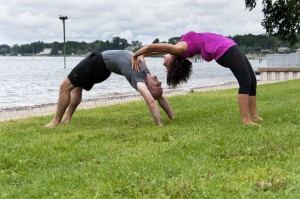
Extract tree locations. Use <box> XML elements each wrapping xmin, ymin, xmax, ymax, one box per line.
<box><xmin>152</xmin><ymin>38</ymin><xmax>160</xmax><ymax>44</ymax></box>
<box><xmin>31</xmin><ymin>41</ymin><xmax>45</xmax><ymax>54</ymax></box>
<box><xmin>168</xmin><ymin>37</ymin><xmax>181</xmax><ymax>44</ymax></box>
<box><xmin>245</xmin><ymin>0</ymin><xmax>300</xmax><ymax>45</ymax></box>
<box><xmin>12</xmin><ymin>44</ymin><xmax>21</xmax><ymax>55</ymax></box>
<box><xmin>130</xmin><ymin>40</ymin><xmax>143</xmax><ymax>52</ymax></box>
<box><xmin>50</xmin><ymin>42</ymin><xmax>63</xmax><ymax>55</ymax></box>
<box><xmin>98</xmin><ymin>40</ymin><xmax>111</xmax><ymax>52</ymax></box>
<box><xmin>90</xmin><ymin>40</ymin><xmax>101</xmax><ymax>51</ymax></box>
<box><xmin>111</xmin><ymin>37</ymin><xmax>129</xmax><ymax>50</ymax></box>
<box><xmin>0</xmin><ymin>44</ymin><xmax>11</xmax><ymax>55</ymax></box>
<box><xmin>131</xmin><ymin>40</ymin><xmax>142</xmax><ymax>47</ymax></box>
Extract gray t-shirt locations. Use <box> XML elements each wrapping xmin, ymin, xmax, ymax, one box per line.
<box><xmin>102</xmin><ymin>50</ymin><xmax>150</xmax><ymax>90</ymax></box>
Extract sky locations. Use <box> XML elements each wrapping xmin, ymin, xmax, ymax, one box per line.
<box><xmin>0</xmin><ymin>0</ymin><xmax>265</xmax><ymax>46</ymax></box>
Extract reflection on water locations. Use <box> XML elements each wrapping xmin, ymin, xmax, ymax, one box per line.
<box><xmin>0</xmin><ymin>56</ymin><xmax>265</xmax><ymax>109</ymax></box>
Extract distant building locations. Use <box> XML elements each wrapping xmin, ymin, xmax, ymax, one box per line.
<box><xmin>38</xmin><ymin>48</ymin><xmax>52</xmax><ymax>55</ymax></box>
<box><xmin>261</xmin><ymin>49</ymin><xmax>270</xmax><ymax>53</ymax></box>
<box><xmin>278</xmin><ymin>47</ymin><xmax>290</xmax><ymax>53</ymax></box>
<box><xmin>125</xmin><ymin>45</ymin><xmax>142</xmax><ymax>52</ymax></box>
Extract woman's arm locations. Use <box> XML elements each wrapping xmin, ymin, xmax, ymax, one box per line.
<box><xmin>141</xmin><ymin>52</ymin><xmax>165</xmax><ymax>57</ymax></box>
<box><xmin>135</xmin><ymin>43</ymin><xmax>185</xmax><ymax>56</ymax></box>
<box><xmin>131</xmin><ymin>42</ymin><xmax>186</xmax><ymax>71</ymax></box>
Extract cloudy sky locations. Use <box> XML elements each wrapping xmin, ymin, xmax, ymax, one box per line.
<box><xmin>0</xmin><ymin>0</ymin><xmax>265</xmax><ymax>46</ymax></box>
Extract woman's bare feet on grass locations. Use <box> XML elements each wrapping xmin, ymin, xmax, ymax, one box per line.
<box><xmin>62</xmin><ymin>117</ymin><xmax>70</xmax><ymax>124</ymax></box>
<box><xmin>45</xmin><ymin>121</ymin><xmax>60</xmax><ymax>127</ymax></box>
<box><xmin>242</xmin><ymin>118</ymin><xmax>259</xmax><ymax>126</ymax></box>
<box><xmin>251</xmin><ymin>115</ymin><xmax>264</xmax><ymax>122</ymax></box>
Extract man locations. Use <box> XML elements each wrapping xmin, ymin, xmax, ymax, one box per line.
<box><xmin>45</xmin><ymin>50</ymin><xmax>174</xmax><ymax>127</ymax></box>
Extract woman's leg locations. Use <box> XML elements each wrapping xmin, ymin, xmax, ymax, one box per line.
<box><xmin>217</xmin><ymin>46</ymin><xmax>257</xmax><ymax>124</ymax></box>
<box><xmin>243</xmin><ymin>55</ymin><xmax>263</xmax><ymax>121</ymax></box>
<box><xmin>249</xmin><ymin>96</ymin><xmax>263</xmax><ymax>121</ymax></box>
<box><xmin>238</xmin><ymin>94</ymin><xmax>256</xmax><ymax>124</ymax></box>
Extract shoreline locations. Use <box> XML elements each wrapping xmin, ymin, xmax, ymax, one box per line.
<box><xmin>0</xmin><ymin>81</ymin><xmax>279</xmax><ymax>121</ymax></box>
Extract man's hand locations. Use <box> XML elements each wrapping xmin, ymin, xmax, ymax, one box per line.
<box><xmin>137</xmin><ymin>82</ymin><xmax>163</xmax><ymax>126</ymax></box>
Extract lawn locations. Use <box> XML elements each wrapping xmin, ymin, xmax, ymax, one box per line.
<box><xmin>0</xmin><ymin>79</ymin><xmax>299</xmax><ymax>198</ymax></box>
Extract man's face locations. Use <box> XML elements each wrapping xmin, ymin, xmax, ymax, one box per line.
<box><xmin>146</xmin><ymin>75</ymin><xmax>163</xmax><ymax>99</ymax></box>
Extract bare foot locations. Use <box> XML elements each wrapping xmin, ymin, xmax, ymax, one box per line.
<box><xmin>251</xmin><ymin>116</ymin><xmax>263</xmax><ymax>121</ymax></box>
<box><xmin>62</xmin><ymin>117</ymin><xmax>70</xmax><ymax>124</ymax></box>
<box><xmin>243</xmin><ymin>121</ymin><xmax>259</xmax><ymax>125</ymax></box>
<box><xmin>242</xmin><ymin>118</ymin><xmax>259</xmax><ymax>126</ymax></box>
<box><xmin>44</xmin><ymin>121</ymin><xmax>60</xmax><ymax>127</ymax></box>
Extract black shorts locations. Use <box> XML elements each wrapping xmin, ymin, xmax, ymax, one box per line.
<box><xmin>68</xmin><ymin>52</ymin><xmax>111</xmax><ymax>91</ymax></box>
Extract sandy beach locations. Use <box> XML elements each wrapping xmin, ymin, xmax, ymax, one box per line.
<box><xmin>0</xmin><ymin>81</ymin><xmax>279</xmax><ymax>121</ymax></box>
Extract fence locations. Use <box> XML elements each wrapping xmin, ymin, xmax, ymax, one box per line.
<box><xmin>267</xmin><ymin>53</ymin><xmax>300</xmax><ymax>67</ymax></box>
<box><xmin>258</xmin><ymin>53</ymin><xmax>300</xmax><ymax>81</ymax></box>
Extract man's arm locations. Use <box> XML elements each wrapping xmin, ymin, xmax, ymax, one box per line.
<box><xmin>137</xmin><ymin>82</ymin><xmax>163</xmax><ymax>126</ymax></box>
<box><xmin>157</xmin><ymin>95</ymin><xmax>175</xmax><ymax>120</ymax></box>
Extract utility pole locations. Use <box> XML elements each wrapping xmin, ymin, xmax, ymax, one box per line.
<box><xmin>59</xmin><ymin>15</ymin><xmax>68</xmax><ymax>68</ymax></box>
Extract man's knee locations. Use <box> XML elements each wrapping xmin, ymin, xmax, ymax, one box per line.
<box><xmin>60</xmin><ymin>78</ymin><xmax>75</xmax><ymax>92</ymax></box>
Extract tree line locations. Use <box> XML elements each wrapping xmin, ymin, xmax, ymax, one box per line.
<box><xmin>0</xmin><ymin>37</ymin><xmax>142</xmax><ymax>56</ymax></box>
<box><xmin>0</xmin><ymin>34</ymin><xmax>299</xmax><ymax>56</ymax></box>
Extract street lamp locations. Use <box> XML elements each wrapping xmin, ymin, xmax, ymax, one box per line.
<box><xmin>59</xmin><ymin>15</ymin><xmax>68</xmax><ymax>68</ymax></box>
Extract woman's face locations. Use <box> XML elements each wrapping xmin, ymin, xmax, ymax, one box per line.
<box><xmin>163</xmin><ymin>54</ymin><xmax>174</xmax><ymax>71</ymax></box>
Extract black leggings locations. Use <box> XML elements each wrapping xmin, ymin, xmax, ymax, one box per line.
<box><xmin>216</xmin><ymin>45</ymin><xmax>257</xmax><ymax>96</ymax></box>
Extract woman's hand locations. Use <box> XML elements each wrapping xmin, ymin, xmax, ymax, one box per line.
<box><xmin>131</xmin><ymin>55</ymin><xmax>142</xmax><ymax>71</ymax></box>
<box><xmin>139</xmin><ymin>55</ymin><xmax>146</xmax><ymax>63</ymax></box>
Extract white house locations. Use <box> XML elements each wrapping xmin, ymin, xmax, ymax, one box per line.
<box><xmin>38</xmin><ymin>48</ymin><xmax>52</xmax><ymax>55</ymax></box>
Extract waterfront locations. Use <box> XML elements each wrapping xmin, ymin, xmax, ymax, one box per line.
<box><xmin>0</xmin><ymin>56</ymin><xmax>265</xmax><ymax>109</ymax></box>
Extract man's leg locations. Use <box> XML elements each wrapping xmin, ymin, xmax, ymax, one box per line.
<box><xmin>45</xmin><ymin>78</ymin><xmax>75</xmax><ymax>127</ymax></box>
<box><xmin>62</xmin><ymin>87</ymin><xmax>83</xmax><ymax>123</ymax></box>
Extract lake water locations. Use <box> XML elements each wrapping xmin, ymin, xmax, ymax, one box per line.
<box><xmin>0</xmin><ymin>56</ymin><xmax>266</xmax><ymax>109</ymax></box>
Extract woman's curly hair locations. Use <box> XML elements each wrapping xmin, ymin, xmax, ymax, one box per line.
<box><xmin>167</xmin><ymin>57</ymin><xmax>192</xmax><ymax>88</ymax></box>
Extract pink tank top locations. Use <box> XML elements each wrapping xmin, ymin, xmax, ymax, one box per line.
<box><xmin>179</xmin><ymin>31</ymin><xmax>236</xmax><ymax>61</ymax></box>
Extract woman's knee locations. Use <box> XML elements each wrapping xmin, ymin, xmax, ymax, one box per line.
<box><xmin>249</xmin><ymin>79</ymin><xmax>257</xmax><ymax>96</ymax></box>
<box><xmin>238</xmin><ymin>78</ymin><xmax>251</xmax><ymax>94</ymax></box>
<box><xmin>239</xmin><ymin>80</ymin><xmax>257</xmax><ymax>95</ymax></box>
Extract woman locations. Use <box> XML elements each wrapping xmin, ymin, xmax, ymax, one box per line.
<box><xmin>131</xmin><ymin>31</ymin><xmax>263</xmax><ymax>125</ymax></box>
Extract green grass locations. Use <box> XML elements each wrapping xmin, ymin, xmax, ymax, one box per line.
<box><xmin>1</xmin><ymin>79</ymin><xmax>300</xmax><ymax>198</ymax></box>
